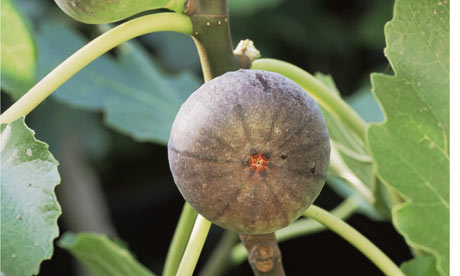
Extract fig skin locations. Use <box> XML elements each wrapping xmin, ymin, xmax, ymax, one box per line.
<box><xmin>168</xmin><ymin>70</ymin><xmax>330</xmax><ymax>234</ymax></box>
<box><xmin>54</xmin><ymin>0</ymin><xmax>174</xmax><ymax>24</ymax></box>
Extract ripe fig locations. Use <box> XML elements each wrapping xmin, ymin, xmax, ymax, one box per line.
<box><xmin>168</xmin><ymin>70</ymin><xmax>330</xmax><ymax>234</ymax></box>
<box><xmin>54</xmin><ymin>0</ymin><xmax>182</xmax><ymax>24</ymax></box>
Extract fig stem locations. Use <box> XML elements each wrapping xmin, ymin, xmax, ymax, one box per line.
<box><xmin>231</xmin><ymin>196</ymin><xmax>360</xmax><ymax>265</ymax></box>
<box><xmin>176</xmin><ymin>214</ymin><xmax>212</xmax><ymax>276</ymax></box>
<box><xmin>0</xmin><ymin>13</ymin><xmax>193</xmax><ymax>124</ymax></box>
<box><xmin>251</xmin><ymin>58</ymin><xmax>368</xmax><ymax>143</ymax></box>
<box><xmin>304</xmin><ymin>205</ymin><xmax>405</xmax><ymax>276</ymax></box>
<box><xmin>162</xmin><ymin>203</ymin><xmax>197</xmax><ymax>276</ymax></box>
<box><xmin>239</xmin><ymin>233</ymin><xmax>286</xmax><ymax>276</ymax></box>
<box><xmin>186</xmin><ymin>0</ymin><xmax>240</xmax><ymax>82</ymax></box>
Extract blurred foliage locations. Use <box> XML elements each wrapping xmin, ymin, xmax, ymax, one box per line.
<box><xmin>58</xmin><ymin>232</ymin><xmax>156</xmax><ymax>276</ymax></box>
<box><xmin>36</xmin><ymin>21</ymin><xmax>200</xmax><ymax>144</ymax></box>
<box><xmin>228</xmin><ymin>0</ymin><xmax>285</xmax><ymax>16</ymax></box>
<box><xmin>1</xmin><ymin>0</ymin><xmax>37</xmax><ymax>99</ymax></box>
<box><xmin>229</xmin><ymin>0</ymin><xmax>394</xmax><ymax>95</ymax></box>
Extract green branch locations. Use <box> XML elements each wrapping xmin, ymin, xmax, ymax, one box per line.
<box><xmin>176</xmin><ymin>215</ymin><xmax>212</xmax><ymax>276</ymax></box>
<box><xmin>0</xmin><ymin>13</ymin><xmax>192</xmax><ymax>124</ymax></box>
<box><xmin>162</xmin><ymin>203</ymin><xmax>198</xmax><ymax>276</ymax></box>
<box><xmin>304</xmin><ymin>205</ymin><xmax>405</xmax><ymax>276</ymax></box>
<box><xmin>251</xmin><ymin>58</ymin><xmax>367</xmax><ymax>142</ymax></box>
<box><xmin>198</xmin><ymin>230</ymin><xmax>239</xmax><ymax>276</ymax></box>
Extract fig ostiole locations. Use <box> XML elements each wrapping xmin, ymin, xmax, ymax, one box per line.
<box><xmin>54</xmin><ymin>0</ymin><xmax>178</xmax><ymax>24</ymax></box>
<box><xmin>168</xmin><ymin>69</ymin><xmax>330</xmax><ymax>235</ymax></box>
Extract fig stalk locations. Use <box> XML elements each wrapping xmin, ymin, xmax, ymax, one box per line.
<box><xmin>239</xmin><ymin>233</ymin><xmax>285</xmax><ymax>276</ymax></box>
<box><xmin>185</xmin><ymin>0</ymin><xmax>240</xmax><ymax>82</ymax></box>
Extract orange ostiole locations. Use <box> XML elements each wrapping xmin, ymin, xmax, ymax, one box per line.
<box><xmin>249</xmin><ymin>153</ymin><xmax>269</xmax><ymax>173</ymax></box>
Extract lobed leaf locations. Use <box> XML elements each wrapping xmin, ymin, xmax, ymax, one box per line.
<box><xmin>0</xmin><ymin>118</ymin><xmax>61</xmax><ymax>276</ymax></box>
<box><xmin>367</xmin><ymin>0</ymin><xmax>449</xmax><ymax>275</ymax></box>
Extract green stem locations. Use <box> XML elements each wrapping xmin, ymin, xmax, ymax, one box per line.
<box><xmin>304</xmin><ymin>205</ymin><xmax>405</xmax><ymax>276</ymax></box>
<box><xmin>231</xmin><ymin>196</ymin><xmax>360</xmax><ymax>265</ymax></box>
<box><xmin>279</xmin><ymin>195</ymin><xmax>360</xmax><ymax>241</ymax></box>
<box><xmin>251</xmin><ymin>58</ymin><xmax>367</xmax><ymax>142</ymax></box>
<box><xmin>162</xmin><ymin>203</ymin><xmax>198</xmax><ymax>276</ymax></box>
<box><xmin>0</xmin><ymin>13</ymin><xmax>192</xmax><ymax>124</ymax></box>
<box><xmin>198</xmin><ymin>230</ymin><xmax>239</xmax><ymax>276</ymax></box>
<box><xmin>176</xmin><ymin>215</ymin><xmax>212</xmax><ymax>276</ymax></box>
<box><xmin>186</xmin><ymin>0</ymin><xmax>240</xmax><ymax>82</ymax></box>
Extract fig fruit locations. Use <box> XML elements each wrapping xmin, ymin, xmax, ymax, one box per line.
<box><xmin>54</xmin><ymin>0</ymin><xmax>182</xmax><ymax>24</ymax></box>
<box><xmin>168</xmin><ymin>70</ymin><xmax>330</xmax><ymax>234</ymax></box>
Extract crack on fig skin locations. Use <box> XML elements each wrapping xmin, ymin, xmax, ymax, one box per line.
<box><xmin>169</xmin><ymin>146</ymin><xmax>240</xmax><ymax>164</ymax></box>
<box><xmin>235</xmin><ymin>104</ymin><xmax>253</xmax><ymax>144</ymax></box>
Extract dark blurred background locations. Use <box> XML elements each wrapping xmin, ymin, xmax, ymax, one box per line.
<box><xmin>2</xmin><ymin>0</ymin><xmax>412</xmax><ymax>275</ymax></box>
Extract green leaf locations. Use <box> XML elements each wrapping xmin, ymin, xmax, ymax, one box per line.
<box><xmin>1</xmin><ymin>118</ymin><xmax>61</xmax><ymax>276</ymax></box>
<box><xmin>143</xmin><ymin>32</ymin><xmax>200</xmax><ymax>73</ymax></box>
<box><xmin>36</xmin><ymin>22</ymin><xmax>200</xmax><ymax>145</ymax></box>
<box><xmin>401</xmin><ymin>256</ymin><xmax>439</xmax><ymax>276</ymax></box>
<box><xmin>58</xmin><ymin>232</ymin><xmax>156</xmax><ymax>276</ymax></box>
<box><xmin>313</xmin><ymin>73</ymin><xmax>392</xmax><ymax>219</ymax></box>
<box><xmin>367</xmin><ymin>0</ymin><xmax>449</xmax><ymax>275</ymax></box>
<box><xmin>1</xmin><ymin>0</ymin><xmax>37</xmax><ymax>100</ymax></box>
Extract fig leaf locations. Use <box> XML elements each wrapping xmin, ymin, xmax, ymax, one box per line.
<box><xmin>368</xmin><ymin>0</ymin><xmax>449</xmax><ymax>275</ymax></box>
<box><xmin>36</xmin><ymin>22</ymin><xmax>200</xmax><ymax>145</ymax></box>
<box><xmin>1</xmin><ymin>118</ymin><xmax>61</xmax><ymax>276</ymax></box>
